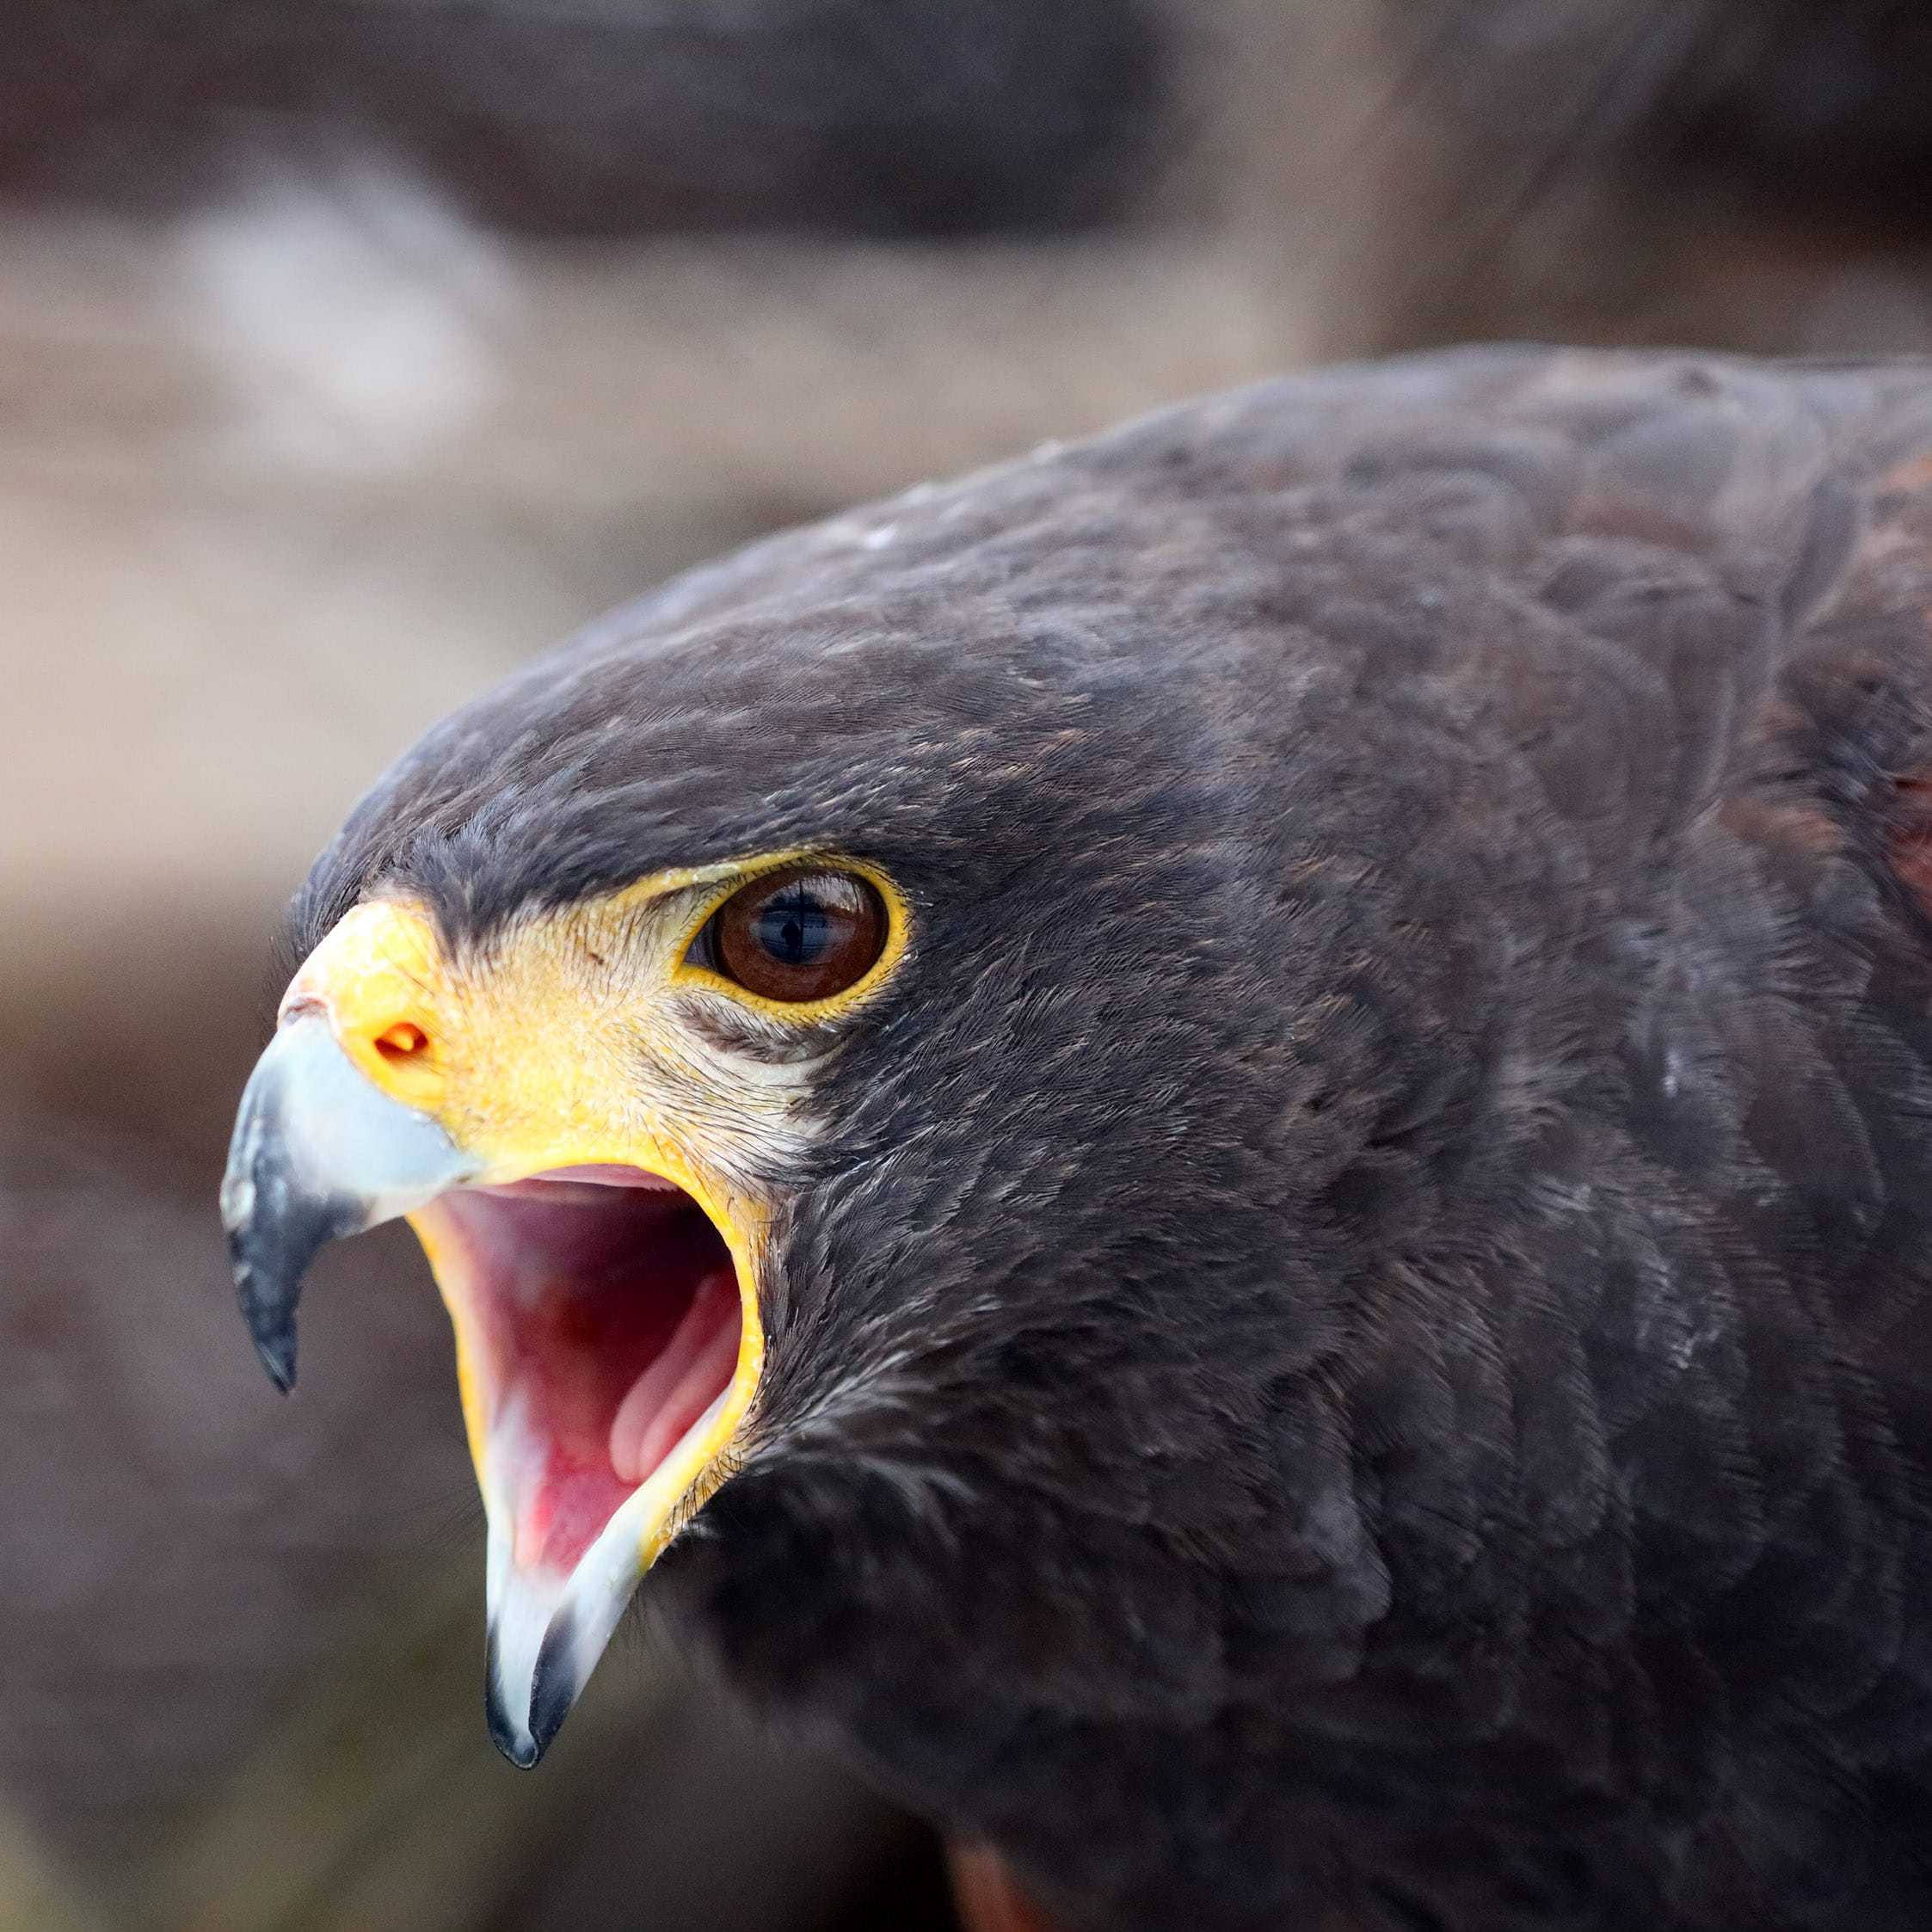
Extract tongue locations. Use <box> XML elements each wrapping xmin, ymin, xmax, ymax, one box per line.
<box><xmin>608</xmin><ymin>1265</ymin><xmax>741</xmax><ymax>1483</ymax></box>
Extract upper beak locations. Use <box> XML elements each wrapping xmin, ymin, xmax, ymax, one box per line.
<box><xmin>220</xmin><ymin>1011</ymin><xmax>477</xmax><ymax>1390</ymax></box>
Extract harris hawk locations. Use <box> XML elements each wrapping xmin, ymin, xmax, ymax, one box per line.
<box><xmin>224</xmin><ymin>347</ymin><xmax>1932</xmax><ymax>1931</ymax></box>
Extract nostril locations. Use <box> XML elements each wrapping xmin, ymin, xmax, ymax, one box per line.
<box><xmin>374</xmin><ymin>1021</ymin><xmax>428</xmax><ymax>1063</ymax></box>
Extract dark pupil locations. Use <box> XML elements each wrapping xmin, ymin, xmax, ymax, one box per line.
<box><xmin>754</xmin><ymin>889</ymin><xmax>832</xmax><ymax>967</ymax></box>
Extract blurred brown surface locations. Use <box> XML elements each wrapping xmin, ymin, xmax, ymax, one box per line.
<box><xmin>8</xmin><ymin>4</ymin><xmax>1932</xmax><ymax>1928</ymax></box>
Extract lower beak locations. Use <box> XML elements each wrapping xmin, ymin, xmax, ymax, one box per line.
<box><xmin>220</xmin><ymin>1012</ymin><xmax>755</xmax><ymax>1768</ymax></box>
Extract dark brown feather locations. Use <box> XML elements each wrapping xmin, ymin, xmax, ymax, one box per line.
<box><xmin>295</xmin><ymin>348</ymin><xmax>1932</xmax><ymax>1929</ymax></box>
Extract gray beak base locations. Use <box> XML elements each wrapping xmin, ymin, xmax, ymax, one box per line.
<box><xmin>219</xmin><ymin>1013</ymin><xmax>476</xmax><ymax>1391</ymax></box>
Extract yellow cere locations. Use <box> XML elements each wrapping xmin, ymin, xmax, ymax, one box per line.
<box><xmin>278</xmin><ymin>854</ymin><xmax>908</xmax><ymax>1572</ymax></box>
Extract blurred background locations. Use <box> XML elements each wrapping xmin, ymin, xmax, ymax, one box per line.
<box><xmin>7</xmin><ymin>3</ymin><xmax>1932</xmax><ymax>1927</ymax></box>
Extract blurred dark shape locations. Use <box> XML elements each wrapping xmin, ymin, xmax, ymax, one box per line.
<box><xmin>1426</xmin><ymin>0</ymin><xmax>1932</xmax><ymax>237</ymax></box>
<box><xmin>1538</xmin><ymin>3</ymin><xmax>1932</xmax><ymax>229</ymax></box>
<box><xmin>0</xmin><ymin>0</ymin><xmax>1169</xmax><ymax>238</ymax></box>
<box><xmin>481</xmin><ymin>1702</ymin><xmax>961</xmax><ymax>1932</ymax></box>
<box><xmin>1287</xmin><ymin>0</ymin><xmax>1932</xmax><ymax>358</ymax></box>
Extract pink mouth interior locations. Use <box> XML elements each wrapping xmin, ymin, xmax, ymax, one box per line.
<box><xmin>424</xmin><ymin>1166</ymin><xmax>741</xmax><ymax>1575</ymax></box>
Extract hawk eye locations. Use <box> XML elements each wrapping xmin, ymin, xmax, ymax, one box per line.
<box><xmin>700</xmin><ymin>865</ymin><xmax>887</xmax><ymax>1003</ymax></box>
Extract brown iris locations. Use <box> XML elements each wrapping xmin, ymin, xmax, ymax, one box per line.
<box><xmin>703</xmin><ymin>864</ymin><xmax>887</xmax><ymax>1003</ymax></box>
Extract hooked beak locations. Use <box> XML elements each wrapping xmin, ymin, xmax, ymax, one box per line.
<box><xmin>220</xmin><ymin>1012</ymin><xmax>477</xmax><ymax>1390</ymax></box>
<box><xmin>220</xmin><ymin>895</ymin><xmax>769</xmax><ymax>1769</ymax></box>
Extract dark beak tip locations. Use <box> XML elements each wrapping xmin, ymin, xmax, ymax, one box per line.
<box><xmin>234</xmin><ymin>1262</ymin><xmax>301</xmax><ymax>1392</ymax></box>
<box><xmin>485</xmin><ymin>1693</ymin><xmax>545</xmax><ymax>1769</ymax></box>
<box><xmin>255</xmin><ymin>1336</ymin><xmax>298</xmax><ymax>1394</ymax></box>
<box><xmin>484</xmin><ymin>1619</ymin><xmax>575</xmax><ymax>1771</ymax></box>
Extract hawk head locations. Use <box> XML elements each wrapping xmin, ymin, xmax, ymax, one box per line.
<box><xmin>222</xmin><ymin>429</ymin><xmax>1378</xmax><ymax>1776</ymax></box>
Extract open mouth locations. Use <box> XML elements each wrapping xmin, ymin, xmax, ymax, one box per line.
<box><xmin>410</xmin><ymin>1163</ymin><xmax>747</xmax><ymax>1762</ymax></box>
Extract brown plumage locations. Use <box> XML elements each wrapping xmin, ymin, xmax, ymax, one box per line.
<box><xmin>237</xmin><ymin>347</ymin><xmax>1932</xmax><ymax>1929</ymax></box>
